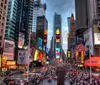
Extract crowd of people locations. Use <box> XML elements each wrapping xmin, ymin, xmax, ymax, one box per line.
<box><xmin>65</xmin><ymin>64</ymin><xmax>100</xmax><ymax>85</ymax></box>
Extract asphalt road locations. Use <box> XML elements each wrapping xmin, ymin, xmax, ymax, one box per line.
<box><xmin>39</xmin><ymin>79</ymin><xmax>70</xmax><ymax>85</ymax></box>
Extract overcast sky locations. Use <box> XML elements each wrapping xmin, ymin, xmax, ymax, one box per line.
<box><xmin>42</xmin><ymin>0</ymin><xmax>75</xmax><ymax>49</ymax></box>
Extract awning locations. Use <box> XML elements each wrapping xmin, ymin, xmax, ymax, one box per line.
<box><xmin>84</xmin><ymin>57</ymin><xmax>100</xmax><ymax>66</ymax></box>
<box><xmin>74</xmin><ymin>44</ymin><xmax>87</xmax><ymax>52</ymax></box>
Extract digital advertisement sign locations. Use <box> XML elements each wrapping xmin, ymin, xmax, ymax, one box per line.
<box><xmin>37</xmin><ymin>37</ymin><xmax>42</xmax><ymax>50</ymax></box>
<box><xmin>18</xmin><ymin>32</ymin><xmax>25</xmax><ymax>48</ymax></box>
<box><xmin>56</xmin><ymin>48</ymin><xmax>60</xmax><ymax>58</ymax></box>
<box><xmin>3</xmin><ymin>40</ymin><xmax>14</xmax><ymax>60</ymax></box>
<box><xmin>93</xmin><ymin>20</ymin><xmax>100</xmax><ymax>45</ymax></box>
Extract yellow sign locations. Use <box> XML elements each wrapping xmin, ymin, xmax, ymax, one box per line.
<box><xmin>81</xmin><ymin>51</ymin><xmax>84</xmax><ymax>63</ymax></box>
<box><xmin>34</xmin><ymin>50</ymin><xmax>39</xmax><ymax>61</ymax></box>
<box><xmin>7</xmin><ymin>61</ymin><xmax>16</xmax><ymax>66</ymax></box>
<box><xmin>2</xmin><ymin>68</ymin><xmax>7</xmax><ymax>72</ymax></box>
<box><xmin>2</xmin><ymin>56</ymin><xmax>7</xmax><ymax>60</ymax></box>
<box><xmin>0</xmin><ymin>57</ymin><xmax>1</xmax><ymax>68</ymax></box>
<box><xmin>76</xmin><ymin>52</ymin><xmax>78</xmax><ymax>57</ymax></box>
<box><xmin>56</xmin><ymin>29</ymin><xmax>60</xmax><ymax>34</ymax></box>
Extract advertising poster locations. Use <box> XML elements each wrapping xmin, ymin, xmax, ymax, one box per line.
<box><xmin>84</xmin><ymin>28</ymin><xmax>93</xmax><ymax>55</ymax></box>
<box><xmin>37</xmin><ymin>37</ymin><xmax>42</xmax><ymax>50</ymax></box>
<box><xmin>93</xmin><ymin>20</ymin><xmax>100</xmax><ymax>45</ymax></box>
<box><xmin>34</xmin><ymin>50</ymin><xmax>39</xmax><ymax>61</ymax></box>
<box><xmin>18</xmin><ymin>50</ymin><xmax>29</xmax><ymax>65</ymax></box>
<box><xmin>56</xmin><ymin>48</ymin><xmax>60</xmax><ymax>58</ymax></box>
<box><xmin>18</xmin><ymin>32</ymin><xmax>25</xmax><ymax>48</ymax></box>
<box><xmin>3</xmin><ymin>40</ymin><xmax>14</xmax><ymax>60</ymax></box>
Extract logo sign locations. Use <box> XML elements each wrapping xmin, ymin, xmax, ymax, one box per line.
<box><xmin>3</xmin><ymin>40</ymin><xmax>14</xmax><ymax>60</ymax></box>
<box><xmin>97</xmin><ymin>21</ymin><xmax>100</xmax><ymax>28</ymax></box>
<box><xmin>18</xmin><ymin>50</ymin><xmax>29</xmax><ymax>65</ymax></box>
<box><xmin>94</xmin><ymin>33</ymin><xmax>100</xmax><ymax>45</ymax></box>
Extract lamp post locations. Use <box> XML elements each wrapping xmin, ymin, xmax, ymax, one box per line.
<box><xmin>89</xmin><ymin>45</ymin><xmax>92</xmax><ymax>84</ymax></box>
<box><xmin>26</xmin><ymin>29</ymin><xmax>31</xmax><ymax>84</ymax></box>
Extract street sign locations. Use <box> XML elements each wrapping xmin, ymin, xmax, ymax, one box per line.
<box><xmin>18</xmin><ymin>50</ymin><xmax>29</xmax><ymax>65</ymax></box>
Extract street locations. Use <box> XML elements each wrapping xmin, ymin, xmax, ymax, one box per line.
<box><xmin>40</xmin><ymin>79</ymin><xmax>70</xmax><ymax>85</ymax></box>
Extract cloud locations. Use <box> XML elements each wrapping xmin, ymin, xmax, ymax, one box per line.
<box><xmin>43</xmin><ymin>0</ymin><xmax>75</xmax><ymax>14</ymax></box>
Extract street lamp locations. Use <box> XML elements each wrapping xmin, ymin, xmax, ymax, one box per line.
<box><xmin>89</xmin><ymin>45</ymin><xmax>92</xmax><ymax>84</ymax></box>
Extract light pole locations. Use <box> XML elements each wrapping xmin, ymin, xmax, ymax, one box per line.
<box><xmin>26</xmin><ymin>28</ymin><xmax>31</xmax><ymax>84</ymax></box>
<box><xmin>89</xmin><ymin>45</ymin><xmax>92</xmax><ymax>84</ymax></box>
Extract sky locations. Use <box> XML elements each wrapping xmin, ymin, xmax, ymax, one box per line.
<box><xmin>42</xmin><ymin>0</ymin><xmax>75</xmax><ymax>50</ymax></box>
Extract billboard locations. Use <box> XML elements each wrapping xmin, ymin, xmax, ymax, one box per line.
<box><xmin>93</xmin><ymin>20</ymin><xmax>100</xmax><ymax>45</ymax></box>
<box><xmin>37</xmin><ymin>37</ymin><xmax>42</xmax><ymax>50</ymax></box>
<box><xmin>84</xmin><ymin>28</ymin><xmax>93</xmax><ymax>55</ymax></box>
<box><xmin>17</xmin><ymin>50</ymin><xmax>29</xmax><ymax>65</ymax></box>
<box><xmin>34</xmin><ymin>50</ymin><xmax>39</xmax><ymax>61</ymax></box>
<box><xmin>94</xmin><ymin>33</ymin><xmax>100</xmax><ymax>45</ymax></box>
<box><xmin>56</xmin><ymin>48</ymin><xmax>60</xmax><ymax>58</ymax></box>
<box><xmin>3</xmin><ymin>40</ymin><xmax>14</xmax><ymax>60</ymax></box>
<box><xmin>18</xmin><ymin>32</ymin><xmax>25</xmax><ymax>48</ymax></box>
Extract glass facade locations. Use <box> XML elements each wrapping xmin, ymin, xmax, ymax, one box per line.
<box><xmin>5</xmin><ymin>0</ymin><xmax>18</xmax><ymax>40</ymax></box>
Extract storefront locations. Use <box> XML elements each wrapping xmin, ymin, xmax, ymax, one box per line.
<box><xmin>74</xmin><ymin>43</ymin><xmax>87</xmax><ymax>65</ymax></box>
<box><xmin>84</xmin><ymin>57</ymin><xmax>100</xmax><ymax>71</ymax></box>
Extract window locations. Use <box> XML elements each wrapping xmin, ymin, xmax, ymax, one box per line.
<box><xmin>2</xmin><ymin>23</ymin><xmax>4</xmax><ymax>27</ymax></box>
<box><xmin>0</xmin><ymin>42</ymin><xmax>1</xmax><ymax>46</ymax></box>
<box><xmin>0</xmin><ymin>36</ymin><xmax>2</xmax><ymax>40</ymax></box>
<box><xmin>1</xmin><ymin>3</ymin><xmax>3</xmax><ymax>7</ymax></box>
<box><xmin>4</xmin><ymin>5</ymin><xmax>6</xmax><ymax>9</ymax></box>
<box><xmin>5</xmin><ymin>0</ymin><xmax>7</xmax><ymax>4</ymax></box>
<box><xmin>2</xmin><ymin>17</ymin><xmax>4</xmax><ymax>20</ymax></box>
<box><xmin>1</xmin><ymin>29</ymin><xmax>3</xmax><ymax>34</ymax></box>
<box><xmin>0</xmin><ymin>15</ymin><xmax>1</xmax><ymax>19</ymax></box>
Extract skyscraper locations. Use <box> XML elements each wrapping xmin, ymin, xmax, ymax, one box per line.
<box><xmin>15</xmin><ymin>0</ymin><xmax>34</xmax><ymax>47</ymax></box>
<box><xmin>53</xmin><ymin>13</ymin><xmax>62</xmax><ymax>59</ymax></box>
<box><xmin>14</xmin><ymin>0</ymin><xmax>34</xmax><ymax>60</ymax></box>
<box><xmin>5</xmin><ymin>0</ymin><xmax>18</xmax><ymax>41</ymax></box>
<box><xmin>0</xmin><ymin>0</ymin><xmax>8</xmax><ymax>54</ymax></box>
<box><xmin>32</xmin><ymin>0</ymin><xmax>46</xmax><ymax>32</ymax></box>
<box><xmin>36</xmin><ymin>16</ymin><xmax>48</xmax><ymax>50</ymax></box>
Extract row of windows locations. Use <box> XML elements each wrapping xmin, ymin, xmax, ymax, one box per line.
<box><xmin>1</xmin><ymin>0</ymin><xmax>7</xmax><ymax>4</ymax></box>
<box><xmin>0</xmin><ymin>2</ymin><xmax>7</xmax><ymax>10</ymax></box>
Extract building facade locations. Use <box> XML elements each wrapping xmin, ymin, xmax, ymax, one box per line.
<box><xmin>53</xmin><ymin>13</ymin><xmax>62</xmax><ymax>59</ymax></box>
<box><xmin>14</xmin><ymin>0</ymin><xmax>34</xmax><ymax>60</ymax></box>
<box><xmin>36</xmin><ymin>16</ymin><xmax>48</xmax><ymax>50</ymax></box>
<box><xmin>0</xmin><ymin>0</ymin><xmax>8</xmax><ymax>54</ymax></box>
<box><xmin>15</xmin><ymin>0</ymin><xmax>34</xmax><ymax>47</ymax></box>
<box><xmin>32</xmin><ymin>0</ymin><xmax>46</xmax><ymax>32</ymax></box>
<box><xmin>67</xmin><ymin>13</ymin><xmax>76</xmax><ymax>59</ymax></box>
<box><xmin>5</xmin><ymin>0</ymin><xmax>18</xmax><ymax>41</ymax></box>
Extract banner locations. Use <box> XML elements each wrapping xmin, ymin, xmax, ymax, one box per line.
<box><xmin>34</xmin><ymin>50</ymin><xmax>39</xmax><ymax>61</ymax></box>
<box><xmin>3</xmin><ymin>40</ymin><xmax>14</xmax><ymax>60</ymax></box>
<box><xmin>18</xmin><ymin>32</ymin><xmax>25</xmax><ymax>48</ymax></box>
<box><xmin>18</xmin><ymin>50</ymin><xmax>29</xmax><ymax>65</ymax></box>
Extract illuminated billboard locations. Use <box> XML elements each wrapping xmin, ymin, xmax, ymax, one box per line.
<box><xmin>18</xmin><ymin>33</ymin><xmax>25</xmax><ymax>48</ymax></box>
<box><xmin>56</xmin><ymin>48</ymin><xmax>60</xmax><ymax>58</ymax></box>
<box><xmin>56</xmin><ymin>39</ymin><xmax>60</xmax><ymax>42</ymax></box>
<box><xmin>44</xmin><ymin>30</ymin><xmax>48</xmax><ymax>35</ymax></box>
<box><xmin>56</xmin><ymin>34</ymin><xmax>60</xmax><ymax>39</ymax></box>
<box><xmin>56</xmin><ymin>29</ymin><xmax>60</xmax><ymax>34</ymax></box>
<box><xmin>34</xmin><ymin>50</ymin><xmax>39</xmax><ymax>61</ymax></box>
<box><xmin>37</xmin><ymin>37</ymin><xmax>42</xmax><ymax>50</ymax></box>
<box><xmin>3</xmin><ymin>40</ymin><xmax>14</xmax><ymax>60</ymax></box>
